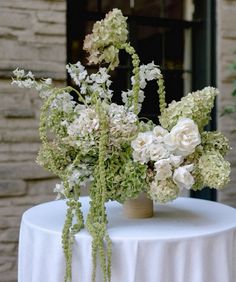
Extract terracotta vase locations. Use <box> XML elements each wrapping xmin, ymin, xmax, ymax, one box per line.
<box><xmin>123</xmin><ymin>192</ymin><xmax>154</xmax><ymax>218</ymax></box>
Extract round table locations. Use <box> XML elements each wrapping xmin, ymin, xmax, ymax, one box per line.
<box><xmin>18</xmin><ymin>197</ymin><xmax>236</xmax><ymax>282</ymax></box>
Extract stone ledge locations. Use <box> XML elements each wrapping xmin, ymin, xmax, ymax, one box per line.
<box><xmin>3</xmin><ymin>109</ymin><xmax>35</xmax><ymax>119</ymax></box>
<box><xmin>0</xmin><ymin>195</ymin><xmax>54</xmax><ymax>207</ymax></box>
<box><xmin>1</xmin><ymin>129</ymin><xmax>39</xmax><ymax>143</ymax></box>
<box><xmin>0</xmin><ymin>244</ymin><xmax>16</xmax><ymax>255</ymax></box>
<box><xmin>0</xmin><ymin>217</ymin><xmax>21</xmax><ymax>229</ymax></box>
<box><xmin>0</xmin><ymin>143</ymin><xmax>40</xmax><ymax>153</ymax></box>
<box><xmin>0</xmin><ymin>229</ymin><xmax>19</xmax><ymax>243</ymax></box>
<box><xmin>0</xmin><ymin>119</ymin><xmax>39</xmax><ymax>130</ymax></box>
<box><xmin>0</xmin><ymin>1</ymin><xmax>66</xmax><ymax>12</ymax></box>
<box><xmin>0</xmin><ymin>180</ymin><xmax>26</xmax><ymax>196</ymax></box>
<box><xmin>0</xmin><ymin>162</ymin><xmax>54</xmax><ymax>179</ymax></box>
<box><xmin>0</xmin><ymin>206</ymin><xmax>32</xmax><ymax>216</ymax></box>
<box><xmin>0</xmin><ymin>270</ymin><xmax>17</xmax><ymax>282</ymax></box>
<box><xmin>0</xmin><ymin>10</ymin><xmax>31</xmax><ymax>30</ymax></box>
<box><xmin>36</xmin><ymin>10</ymin><xmax>65</xmax><ymax>24</ymax></box>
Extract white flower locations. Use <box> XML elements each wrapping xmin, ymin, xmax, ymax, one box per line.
<box><xmin>145</xmin><ymin>62</ymin><xmax>162</xmax><ymax>80</ymax></box>
<box><xmin>131</xmin><ymin>62</ymin><xmax>162</xmax><ymax>90</ymax></box>
<box><xmin>13</xmin><ymin>68</ymin><xmax>25</xmax><ymax>78</ymax></box>
<box><xmin>121</xmin><ymin>90</ymin><xmax>144</xmax><ymax>113</ymax></box>
<box><xmin>149</xmin><ymin>179</ymin><xmax>179</xmax><ymax>203</ymax></box>
<box><xmin>173</xmin><ymin>164</ymin><xmax>195</xmax><ymax>190</ymax></box>
<box><xmin>153</xmin><ymin>125</ymin><xmax>168</xmax><ymax>142</ymax></box>
<box><xmin>131</xmin><ymin>132</ymin><xmax>153</xmax><ymax>152</ymax></box>
<box><xmin>154</xmin><ymin>159</ymin><xmax>172</xmax><ymax>180</ymax></box>
<box><xmin>121</xmin><ymin>90</ymin><xmax>129</xmax><ymax>104</ymax></box>
<box><xmin>90</xmin><ymin>68</ymin><xmax>110</xmax><ymax>84</ymax></box>
<box><xmin>75</xmin><ymin>61</ymin><xmax>85</xmax><ymax>71</ymax></box>
<box><xmin>132</xmin><ymin>150</ymin><xmax>150</xmax><ymax>164</ymax></box>
<box><xmin>26</xmin><ymin>71</ymin><xmax>34</xmax><ymax>79</ymax></box>
<box><xmin>22</xmin><ymin>78</ymin><xmax>34</xmax><ymax>88</ymax></box>
<box><xmin>68</xmin><ymin>108</ymin><xmax>99</xmax><ymax>137</ymax></box>
<box><xmin>54</xmin><ymin>183</ymin><xmax>65</xmax><ymax>200</ymax></box>
<box><xmin>11</xmin><ymin>80</ymin><xmax>24</xmax><ymax>88</ymax></box>
<box><xmin>149</xmin><ymin>143</ymin><xmax>169</xmax><ymax>161</ymax></box>
<box><xmin>131</xmin><ymin>66</ymin><xmax>146</xmax><ymax>88</ymax></box>
<box><xmin>66</xmin><ymin>62</ymin><xmax>88</xmax><ymax>86</ymax></box>
<box><xmin>50</xmin><ymin>92</ymin><xmax>75</xmax><ymax>113</ymax></box>
<box><xmin>164</xmin><ymin>118</ymin><xmax>201</xmax><ymax>156</ymax></box>
<box><xmin>168</xmin><ymin>155</ymin><xmax>183</xmax><ymax>167</ymax></box>
<box><xmin>108</xmin><ymin>104</ymin><xmax>138</xmax><ymax>145</ymax></box>
<box><xmin>43</xmin><ymin>78</ymin><xmax>52</xmax><ymax>85</ymax></box>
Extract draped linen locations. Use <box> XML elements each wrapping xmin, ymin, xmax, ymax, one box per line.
<box><xmin>18</xmin><ymin>197</ymin><xmax>236</xmax><ymax>282</ymax></box>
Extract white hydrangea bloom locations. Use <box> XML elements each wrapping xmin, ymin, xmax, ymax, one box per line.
<box><xmin>149</xmin><ymin>179</ymin><xmax>179</xmax><ymax>203</ymax></box>
<box><xmin>108</xmin><ymin>104</ymin><xmax>138</xmax><ymax>142</ymax></box>
<box><xmin>68</xmin><ymin>107</ymin><xmax>99</xmax><ymax>137</ymax></box>
<box><xmin>154</xmin><ymin>159</ymin><xmax>172</xmax><ymax>180</ymax></box>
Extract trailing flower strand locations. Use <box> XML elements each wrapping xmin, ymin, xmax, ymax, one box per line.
<box><xmin>120</xmin><ymin>43</ymin><xmax>140</xmax><ymax>115</ymax></box>
<box><xmin>86</xmin><ymin>101</ymin><xmax>111</xmax><ymax>282</ymax></box>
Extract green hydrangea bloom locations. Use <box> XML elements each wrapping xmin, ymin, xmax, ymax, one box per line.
<box><xmin>148</xmin><ymin>179</ymin><xmax>180</xmax><ymax>204</ymax></box>
<box><xmin>83</xmin><ymin>8</ymin><xmax>128</xmax><ymax>69</ymax></box>
<box><xmin>201</xmin><ymin>131</ymin><xmax>230</xmax><ymax>156</ymax></box>
<box><xmin>198</xmin><ymin>151</ymin><xmax>230</xmax><ymax>189</ymax></box>
<box><xmin>159</xmin><ymin>87</ymin><xmax>218</xmax><ymax>131</ymax></box>
<box><xmin>37</xmin><ymin>142</ymin><xmax>73</xmax><ymax>176</ymax></box>
<box><xmin>104</xmin><ymin>149</ymin><xmax>147</xmax><ymax>203</ymax></box>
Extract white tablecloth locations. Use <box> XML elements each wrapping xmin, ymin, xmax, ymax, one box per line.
<box><xmin>18</xmin><ymin>197</ymin><xmax>236</xmax><ymax>282</ymax></box>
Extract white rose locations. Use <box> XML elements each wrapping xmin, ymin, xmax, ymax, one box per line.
<box><xmin>149</xmin><ymin>143</ymin><xmax>169</xmax><ymax>161</ymax></box>
<box><xmin>153</xmin><ymin>126</ymin><xmax>169</xmax><ymax>142</ymax></box>
<box><xmin>164</xmin><ymin>118</ymin><xmax>201</xmax><ymax>156</ymax></box>
<box><xmin>132</xmin><ymin>150</ymin><xmax>150</xmax><ymax>164</ymax></box>
<box><xmin>173</xmin><ymin>164</ymin><xmax>195</xmax><ymax>190</ymax></box>
<box><xmin>169</xmin><ymin>155</ymin><xmax>183</xmax><ymax>167</ymax></box>
<box><xmin>131</xmin><ymin>132</ymin><xmax>153</xmax><ymax>152</ymax></box>
<box><xmin>154</xmin><ymin>159</ymin><xmax>172</xmax><ymax>180</ymax></box>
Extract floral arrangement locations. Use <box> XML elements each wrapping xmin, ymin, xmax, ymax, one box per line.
<box><xmin>12</xmin><ymin>9</ymin><xmax>230</xmax><ymax>282</ymax></box>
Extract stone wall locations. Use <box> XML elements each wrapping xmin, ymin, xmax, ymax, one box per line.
<box><xmin>0</xmin><ymin>1</ymin><xmax>66</xmax><ymax>281</ymax></box>
<box><xmin>217</xmin><ymin>0</ymin><xmax>236</xmax><ymax>207</ymax></box>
